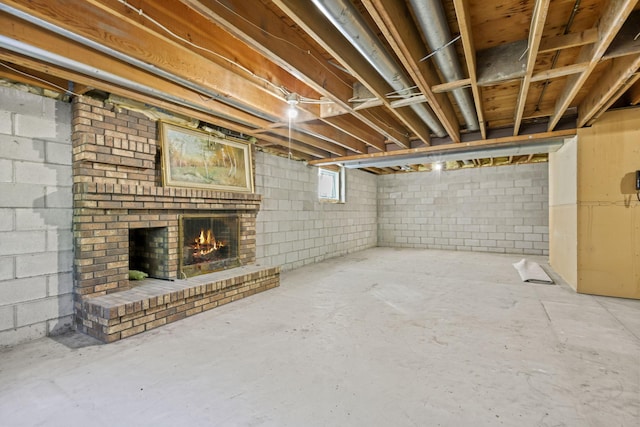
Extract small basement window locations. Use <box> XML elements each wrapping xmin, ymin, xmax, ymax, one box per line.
<box><xmin>318</xmin><ymin>166</ymin><xmax>345</xmax><ymax>203</ymax></box>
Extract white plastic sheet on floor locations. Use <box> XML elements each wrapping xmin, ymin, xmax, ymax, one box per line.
<box><xmin>513</xmin><ymin>258</ymin><xmax>554</xmax><ymax>284</ymax></box>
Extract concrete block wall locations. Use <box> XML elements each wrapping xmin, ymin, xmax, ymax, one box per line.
<box><xmin>255</xmin><ymin>152</ymin><xmax>377</xmax><ymax>271</ymax></box>
<box><xmin>378</xmin><ymin>163</ymin><xmax>549</xmax><ymax>255</ymax></box>
<box><xmin>0</xmin><ymin>86</ymin><xmax>74</xmax><ymax>347</ymax></box>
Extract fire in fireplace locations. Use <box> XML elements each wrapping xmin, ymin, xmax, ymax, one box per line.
<box><xmin>179</xmin><ymin>214</ymin><xmax>240</xmax><ymax>278</ymax></box>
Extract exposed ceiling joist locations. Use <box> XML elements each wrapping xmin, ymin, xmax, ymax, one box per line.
<box><xmin>513</xmin><ymin>0</ymin><xmax>551</xmax><ymax>136</ymax></box>
<box><xmin>0</xmin><ymin>0</ymin><xmax>638</xmax><ymax>175</ymax></box>
<box><xmin>271</xmin><ymin>0</ymin><xmax>429</xmax><ymax>148</ymax></box>
<box><xmin>547</xmin><ymin>0</ymin><xmax>638</xmax><ymax>131</ymax></box>
<box><xmin>452</xmin><ymin>0</ymin><xmax>487</xmax><ymax>139</ymax></box>
<box><xmin>362</xmin><ymin>0</ymin><xmax>461</xmax><ymax>143</ymax></box>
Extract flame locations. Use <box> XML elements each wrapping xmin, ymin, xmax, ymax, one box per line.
<box><xmin>193</xmin><ymin>228</ymin><xmax>224</xmax><ymax>256</ymax></box>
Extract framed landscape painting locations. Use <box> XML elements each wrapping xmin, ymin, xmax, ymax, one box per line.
<box><xmin>159</xmin><ymin>122</ymin><xmax>253</xmax><ymax>192</ymax></box>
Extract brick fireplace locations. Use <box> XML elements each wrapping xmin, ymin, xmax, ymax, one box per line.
<box><xmin>71</xmin><ymin>96</ymin><xmax>279</xmax><ymax>342</ymax></box>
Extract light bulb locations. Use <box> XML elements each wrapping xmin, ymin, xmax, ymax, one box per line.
<box><xmin>286</xmin><ymin>93</ymin><xmax>299</xmax><ymax>120</ymax></box>
<box><xmin>433</xmin><ymin>162</ymin><xmax>442</xmax><ymax>171</ymax></box>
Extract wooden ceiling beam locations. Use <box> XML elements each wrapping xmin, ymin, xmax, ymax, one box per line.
<box><xmin>586</xmin><ymin>72</ymin><xmax>639</xmax><ymax>125</ymax></box>
<box><xmin>538</xmin><ymin>28</ymin><xmax>598</xmax><ymax>54</ymax></box>
<box><xmin>98</xmin><ymin>0</ymin><xmax>319</xmax><ymax>102</ymax></box>
<box><xmin>0</xmin><ymin>17</ymin><xmax>289</xmax><ymax>130</ymax></box>
<box><xmin>530</xmin><ymin>63</ymin><xmax>590</xmax><ymax>82</ymax></box>
<box><xmin>0</xmin><ymin>61</ymin><xmax>71</xmax><ymax>94</ymax></box>
<box><xmin>0</xmin><ymin>50</ymin><xmax>268</xmax><ymax>138</ymax></box>
<box><xmin>177</xmin><ymin>0</ymin><xmax>352</xmax><ymax>107</ymax></box>
<box><xmin>548</xmin><ymin>0</ymin><xmax>637</xmax><ymax>131</ymax></box>
<box><xmin>579</xmin><ymin>57</ymin><xmax>640</xmax><ymax>127</ymax></box>
<box><xmin>513</xmin><ymin>0</ymin><xmax>550</xmax><ymax>136</ymax></box>
<box><xmin>254</xmin><ymin>134</ymin><xmax>332</xmax><ymax>159</ymax></box>
<box><xmin>432</xmin><ymin>79</ymin><xmax>472</xmax><ymax>94</ymax></box>
<box><xmin>362</xmin><ymin>0</ymin><xmax>461</xmax><ymax>143</ymax></box>
<box><xmin>602</xmin><ymin>10</ymin><xmax>640</xmax><ymax>60</ymax></box>
<box><xmin>7</xmin><ymin>0</ymin><xmax>375</xmax><ymax>158</ymax></box>
<box><xmin>1</xmin><ymin>0</ymin><xmax>292</xmax><ymax>122</ymax></box>
<box><xmin>180</xmin><ymin>0</ymin><xmax>404</xmax><ymax>151</ymax></box>
<box><xmin>319</xmin><ymin>116</ymin><xmax>384</xmax><ymax>151</ymax></box>
<box><xmin>265</xmin><ymin>127</ymin><xmax>350</xmax><ymax>157</ymax></box>
<box><xmin>271</xmin><ymin>0</ymin><xmax>432</xmax><ymax>148</ymax></box>
<box><xmin>629</xmin><ymin>80</ymin><xmax>640</xmax><ymax>105</ymax></box>
<box><xmin>294</xmin><ymin>120</ymin><xmax>369</xmax><ymax>153</ymax></box>
<box><xmin>452</xmin><ymin>0</ymin><xmax>487</xmax><ymax>139</ymax></box>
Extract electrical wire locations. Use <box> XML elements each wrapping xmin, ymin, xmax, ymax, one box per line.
<box><xmin>208</xmin><ymin>0</ymin><xmax>353</xmax><ymax>94</ymax></box>
<box><xmin>0</xmin><ymin>61</ymin><xmax>83</xmax><ymax>97</ymax></box>
<box><xmin>119</xmin><ymin>0</ymin><xmax>351</xmax><ymax>104</ymax></box>
<box><xmin>287</xmin><ymin>114</ymin><xmax>293</xmax><ymax>159</ymax></box>
<box><xmin>117</xmin><ymin>0</ymin><xmax>288</xmax><ymax>98</ymax></box>
<box><xmin>386</xmin><ymin>85</ymin><xmax>421</xmax><ymax>99</ymax></box>
<box><xmin>419</xmin><ymin>34</ymin><xmax>461</xmax><ymax>62</ymax></box>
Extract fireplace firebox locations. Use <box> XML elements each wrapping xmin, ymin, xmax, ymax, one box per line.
<box><xmin>179</xmin><ymin>214</ymin><xmax>240</xmax><ymax>278</ymax></box>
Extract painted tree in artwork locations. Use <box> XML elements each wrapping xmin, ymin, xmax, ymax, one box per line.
<box><xmin>199</xmin><ymin>135</ymin><xmax>211</xmax><ymax>179</ymax></box>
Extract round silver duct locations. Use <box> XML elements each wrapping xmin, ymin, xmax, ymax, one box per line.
<box><xmin>311</xmin><ymin>0</ymin><xmax>447</xmax><ymax>138</ymax></box>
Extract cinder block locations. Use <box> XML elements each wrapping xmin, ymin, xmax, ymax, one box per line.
<box><xmin>0</xmin><ymin>159</ymin><xmax>12</xmax><ymax>183</ymax></box>
<box><xmin>0</xmin><ymin>231</ymin><xmax>46</xmax><ymax>255</ymax></box>
<box><xmin>524</xmin><ymin>233</ymin><xmax>542</xmax><ymax>242</ymax></box>
<box><xmin>0</xmin><ymin>322</ymin><xmax>47</xmax><ymax>348</ymax></box>
<box><xmin>46</xmin><ymin>229</ymin><xmax>73</xmax><ymax>252</ymax></box>
<box><xmin>0</xmin><ymin>87</ymin><xmax>55</xmax><ymax>117</ymax></box>
<box><xmin>0</xmin><ymin>209</ymin><xmax>14</xmax><ymax>232</ymax></box>
<box><xmin>45</xmin><ymin>187</ymin><xmax>73</xmax><ymax>208</ymax></box>
<box><xmin>505</xmin><ymin>233</ymin><xmax>524</xmax><ymax>241</ymax></box>
<box><xmin>15</xmin><ymin>162</ymin><xmax>72</xmax><ymax>186</ymax></box>
<box><xmin>15</xmin><ymin>250</ymin><xmax>73</xmax><ymax>278</ymax></box>
<box><xmin>0</xmin><ymin>256</ymin><xmax>14</xmax><ymax>281</ymax></box>
<box><xmin>46</xmin><ymin>272</ymin><xmax>73</xmax><ymax>297</ymax></box>
<box><xmin>505</xmin><ymin>187</ymin><xmax>524</xmax><ymax>195</ymax></box>
<box><xmin>0</xmin><ymin>276</ymin><xmax>47</xmax><ymax>305</ymax></box>
<box><xmin>45</xmin><ymin>141</ymin><xmax>72</xmax><ymax>165</ymax></box>
<box><xmin>534</xmin><ymin>241</ymin><xmax>549</xmax><ymax>251</ymax></box>
<box><xmin>515</xmin><ymin>241</ymin><xmax>533</xmax><ymax>249</ymax></box>
<box><xmin>15</xmin><ymin>208</ymin><xmax>72</xmax><ymax>231</ymax></box>
<box><xmin>524</xmin><ymin>202</ymin><xmax>542</xmax><ymax>210</ymax></box>
<box><xmin>14</xmin><ymin>115</ymin><xmax>59</xmax><ymax>139</ymax></box>
<box><xmin>0</xmin><ymin>110</ymin><xmax>12</xmax><ymax>135</ymax></box>
<box><xmin>47</xmin><ymin>314</ymin><xmax>74</xmax><ymax>336</ymax></box>
<box><xmin>0</xmin><ymin>134</ymin><xmax>45</xmax><ymax>162</ymax></box>
<box><xmin>16</xmin><ymin>295</ymin><xmax>73</xmax><ymax>327</ymax></box>
<box><xmin>0</xmin><ymin>305</ymin><xmax>14</xmax><ymax>330</ymax></box>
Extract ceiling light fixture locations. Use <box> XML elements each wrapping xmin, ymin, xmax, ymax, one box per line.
<box><xmin>286</xmin><ymin>93</ymin><xmax>299</xmax><ymax>120</ymax></box>
<box><xmin>432</xmin><ymin>162</ymin><xmax>443</xmax><ymax>171</ymax></box>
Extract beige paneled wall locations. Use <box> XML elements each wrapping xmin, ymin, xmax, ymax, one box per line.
<box><xmin>575</xmin><ymin>109</ymin><xmax>640</xmax><ymax>299</ymax></box>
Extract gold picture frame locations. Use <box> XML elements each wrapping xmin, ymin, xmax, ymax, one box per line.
<box><xmin>159</xmin><ymin>122</ymin><xmax>254</xmax><ymax>192</ymax></box>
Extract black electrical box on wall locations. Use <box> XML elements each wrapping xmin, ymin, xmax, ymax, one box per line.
<box><xmin>636</xmin><ymin>170</ymin><xmax>640</xmax><ymax>190</ymax></box>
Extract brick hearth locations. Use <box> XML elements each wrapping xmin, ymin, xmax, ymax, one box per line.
<box><xmin>71</xmin><ymin>96</ymin><xmax>278</xmax><ymax>342</ymax></box>
<box><xmin>79</xmin><ymin>265</ymin><xmax>279</xmax><ymax>342</ymax></box>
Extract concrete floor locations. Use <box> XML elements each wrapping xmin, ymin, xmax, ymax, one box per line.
<box><xmin>1</xmin><ymin>247</ymin><xmax>639</xmax><ymax>427</ymax></box>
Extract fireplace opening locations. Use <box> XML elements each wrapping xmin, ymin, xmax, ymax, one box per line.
<box><xmin>180</xmin><ymin>214</ymin><xmax>240</xmax><ymax>278</ymax></box>
<box><xmin>129</xmin><ymin>227</ymin><xmax>170</xmax><ymax>280</ymax></box>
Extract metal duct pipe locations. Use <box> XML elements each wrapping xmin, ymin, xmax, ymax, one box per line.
<box><xmin>311</xmin><ymin>0</ymin><xmax>446</xmax><ymax>138</ymax></box>
<box><xmin>408</xmin><ymin>0</ymin><xmax>479</xmax><ymax>132</ymax></box>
